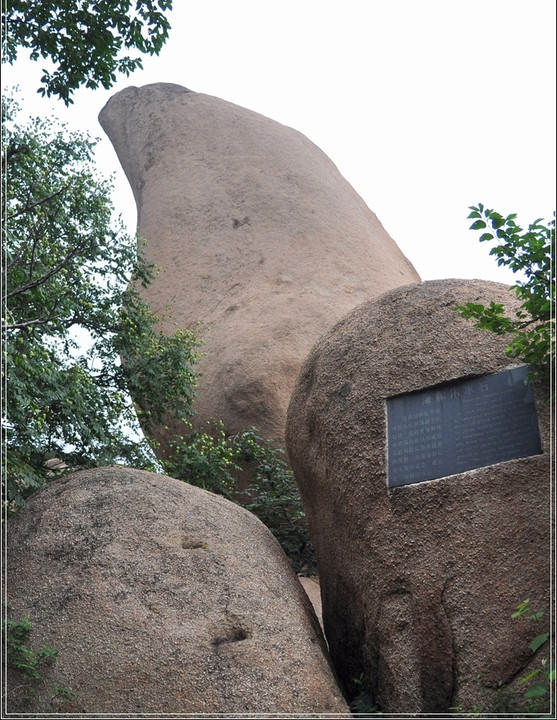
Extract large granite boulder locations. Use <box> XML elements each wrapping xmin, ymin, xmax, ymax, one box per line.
<box><xmin>286</xmin><ymin>279</ymin><xmax>552</xmax><ymax>714</ymax></box>
<box><xmin>5</xmin><ymin>466</ymin><xmax>349</xmax><ymax>716</ymax></box>
<box><xmin>98</xmin><ymin>83</ymin><xmax>420</xmax><ymax>448</ymax></box>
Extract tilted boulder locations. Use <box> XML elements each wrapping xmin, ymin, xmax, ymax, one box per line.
<box><xmin>99</xmin><ymin>83</ymin><xmax>420</xmax><ymax>448</ymax></box>
<box><xmin>286</xmin><ymin>279</ymin><xmax>551</xmax><ymax>714</ymax></box>
<box><xmin>5</xmin><ymin>466</ymin><xmax>349</xmax><ymax>716</ymax></box>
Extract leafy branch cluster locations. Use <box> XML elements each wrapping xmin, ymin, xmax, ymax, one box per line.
<box><xmin>2</xmin><ymin>605</ymin><xmax>76</xmax><ymax>702</ymax></box>
<box><xmin>2</xmin><ymin>0</ymin><xmax>173</xmax><ymax>104</ymax></box>
<box><xmin>1</xmin><ymin>609</ymin><xmax>76</xmax><ymax>705</ymax></box>
<box><xmin>3</xmin><ymin>614</ymin><xmax>57</xmax><ymax>681</ymax></box>
<box><xmin>456</xmin><ymin>204</ymin><xmax>555</xmax><ymax>380</ymax></box>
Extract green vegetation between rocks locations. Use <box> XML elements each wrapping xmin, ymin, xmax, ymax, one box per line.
<box><xmin>349</xmin><ymin>673</ymin><xmax>382</xmax><ymax>717</ymax></box>
<box><xmin>449</xmin><ymin>601</ymin><xmax>553</xmax><ymax>717</ymax></box>
<box><xmin>509</xmin><ymin>599</ymin><xmax>553</xmax><ymax>714</ymax></box>
<box><xmin>165</xmin><ymin>424</ymin><xmax>316</xmax><ymax>575</ymax></box>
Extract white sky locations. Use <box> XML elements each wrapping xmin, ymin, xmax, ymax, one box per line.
<box><xmin>3</xmin><ymin>0</ymin><xmax>556</xmax><ymax>285</ymax></box>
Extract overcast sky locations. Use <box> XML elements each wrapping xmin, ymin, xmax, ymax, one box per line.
<box><xmin>4</xmin><ymin>0</ymin><xmax>556</xmax><ymax>285</ymax></box>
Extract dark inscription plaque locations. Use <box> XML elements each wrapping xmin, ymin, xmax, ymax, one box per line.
<box><xmin>387</xmin><ymin>366</ymin><xmax>542</xmax><ymax>488</ymax></box>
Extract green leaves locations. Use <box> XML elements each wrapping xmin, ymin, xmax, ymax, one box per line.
<box><xmin>457</xmin><ymin>205</ymin><xmax>555</xmax><ymax>381</ymax></box>
<box><xmin>469</xmin><ymin>220</ymin><xmax>487</xmax><ymax>231</ymax></box>
<box><xmin>459</xmin><ymin>600</ymin><xmax>552</xmax><ymax>714</ymax></box>
<box><xmin>529</xmin><ymin>633</ymin><xmax>550</xmax><ymax>654</ymax></box>
<box><xmin>511</xmin><ymin>598</ymin><xmax>540</xmax><ymax>619</ymax></box>
<box><xmin>2</xmin><ymin>614</ymin><xmax>57</xmax><ymax>681</ymax></box>
<box><xmin>513</xmin><ymin>600</ymin><xmax>552</xmax><ymax>709</ymax></box>
<box><xmin>2</xmin><ymin>98</ymin><xmax>200</xmax><ymax>507</ymax></box>
<box><xmin>2</xmin><ymin>609</ymin><xmax>75</xmax><ymax>705</ymax></box>
<box><xmin>523</xmin><ymin>683</ymin><xmax>549</xmax><ymax>700</ymax></box>
<box><xmin>456</xmin><ymin>300</ymin><xmax>516</xmax><ymax>335</ymax></box>
<box><xmin>164</xmin><ymin>421</ymin><xmax>240</xmax><ymax>499</ymax></box>
<box><xmin>2</xmin><ymin>0</ymin><xmax>173</xmax><ymax>104</ymax></box>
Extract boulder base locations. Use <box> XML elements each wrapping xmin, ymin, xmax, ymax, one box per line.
<box><xmin>6</xmin><ymin>466</ymin><xmax>349</xmax><ymax>716</ymax></box>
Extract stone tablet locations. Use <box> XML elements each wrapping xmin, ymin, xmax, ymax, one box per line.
<box><xmin>387</xmin><ymin>365</ymin><xmax>542</xmax><ymax>487</ymax></box>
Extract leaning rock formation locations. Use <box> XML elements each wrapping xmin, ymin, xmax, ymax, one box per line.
<box><xmin>286</xmin><ymin>279</ymin><xmax>551</xmax><ymax>714</ymax></box>
<box><xmin>99</xmin><ymin>83</ymin><xmax>420</xmax><ymax>448</ymax></box>
<box><xmin>5</xmin><ymin>466</ymin><xmax>349</xmax><ymax>716</ymax></box>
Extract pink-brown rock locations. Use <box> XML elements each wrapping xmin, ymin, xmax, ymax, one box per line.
<box><xmin>286</xmin><ymin>279</ymin><xmax>552</xmax><ymax>714</ymax></box>
<box><xmin>5</xmin><ymin>466</ymin><xmax>349</xmax><ymax>716</ymax></box>
<box><xmin>98</xmin><ymin>83</ymin><xmax>420</xmax><ymax>448</ymax></box>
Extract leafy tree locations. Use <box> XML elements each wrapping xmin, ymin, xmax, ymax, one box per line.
<box><xmin>2</xmin><ymin>97</ymin><xmax>200</xmax><ymax>507</ymax></box>
<box><xmin>456</xmin><ymin>205</ymin><xmax>555</xmax><ymax>381</ymax></box>
<box><xmin>2</xmin><ymin>0</ymin><xmax>173</xmax><ymax>104</ymax></box>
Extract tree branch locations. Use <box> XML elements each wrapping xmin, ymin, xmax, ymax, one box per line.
<box><xmin>6</xmin><ymin>241</ymin><xmax>88</xmax><ymax>299</ymax></box>
<box><xmin>7</xmin><ymin>186</ymin><xmax>67</xmax><ymax>220</ymax></box>
<box><xmin>3</xmin><ymin>317</ymin><xmax>55</xmax><ymax>331</ymax></box>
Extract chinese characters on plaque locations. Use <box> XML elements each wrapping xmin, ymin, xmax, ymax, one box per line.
<box><xmin>387</xmin><ymin>366</ymin><xmax>542</xmax><ymax>488</ymax></box>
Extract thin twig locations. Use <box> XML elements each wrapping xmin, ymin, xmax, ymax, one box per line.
<box><xmin>7</xmin><ymin>186</ymin><xmax>67</xmax><ymax>220</ymax></box>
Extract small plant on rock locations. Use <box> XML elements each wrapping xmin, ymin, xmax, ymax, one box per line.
<box><xmin>2</xmin><ymin>608</ymin><xmax>74</xmax><ymax>705</ymax></box>
<box><xmin>451</xmin><ymin>599</ymin><xmax>553</xmax><ymax>717</ymax></box>
<box><xmin>510</xmin><ymin>598</ymin><xmax>553</xmax><ymax>714</ymax></box>
<box><xmin>349</xmin><ymin>673</ymin><xmax>382</xmax><ymax>717</ymax></box>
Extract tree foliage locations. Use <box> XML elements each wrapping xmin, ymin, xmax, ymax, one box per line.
<box><xmin>2</xmin><ymin>0</ymin><xmax>173</xmax><ymax>104</ymax></box>
<box><xmin>2</xmin><ymin>98</ymin><xmax>200</xmax><ymax>506</ymax></box>
<box><xmin>456</xmin><ymin>205</ymin><xmax>555</xmax><ymax>381</ymax></box>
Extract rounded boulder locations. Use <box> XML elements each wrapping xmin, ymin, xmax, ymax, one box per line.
<box><xmin>286</xmin><ymin>279</ymin><xmax>551</xmax><ymax>714</ymax></box>
<box><xmin>6</xmin><ymin>466</ymin><xmax>349</xmax><ymax>716</ymax></box>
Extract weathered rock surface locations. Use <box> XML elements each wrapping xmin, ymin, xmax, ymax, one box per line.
<box><xmin>299</xmin><ymin>576</ymin><xmax>324</xmax><ymax>631</ymax></box>
<box><xmin>286</xmin><ymin>279</ymin><xmax>552</xmax><ymax>714</ymax></box>
<box><xmin>99</xmin><ymin>83</ymin><xmax>420</xmax><ymax>448</ymax></box>
<box><xmin>5</xmin><ymin>466</ymin><xmax>349</xmax><ymax>716</ymax></box>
